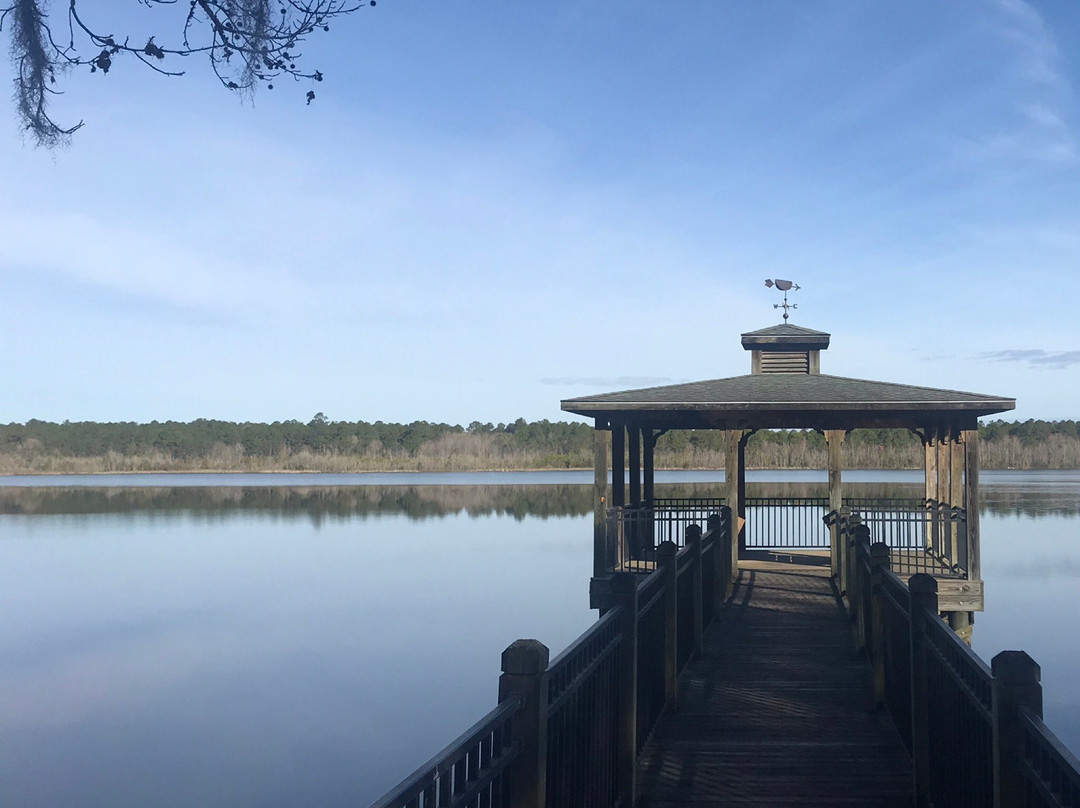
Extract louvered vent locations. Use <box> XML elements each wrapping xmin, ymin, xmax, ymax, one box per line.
<box><xmin>760</xmin><ymin>351</ymin><xmax>809</xmax><ymax>374</ymax></box>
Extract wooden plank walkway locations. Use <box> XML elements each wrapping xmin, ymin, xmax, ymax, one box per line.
<box><xmin>635</xmin><ymin>560</ymin><xmax>914</xmax><ymax>807</ymax></box>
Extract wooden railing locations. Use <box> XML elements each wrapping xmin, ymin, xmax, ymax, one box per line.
<box><xmin>369</xmin><ymin>507</ymin><xmax>734</xmax><ymax>808</ymax></box>
<box><xmin>839</xmin><ymin>515</ymin><xmax>1080</xmax><ymax>808</ymax></box>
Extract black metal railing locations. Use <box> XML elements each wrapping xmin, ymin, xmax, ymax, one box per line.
<box><xmin>369</xmin><ymin>507</ymin><xmax>734</xmax><ymax>808</ymax></box>
<box><xmin>744</xmin><ymin>496</ymin><xmax>829</xmax><ymax>548</ymax></box>
<box><xmin>611</xmin><ymin>497</ymin><xmax>949</xmax><ymax>564</ymax></box>
<box><xmin>876</xmin><ymin>566</ymin><xmax>913</xmax><ymax>752</ymax></box>
<box><xmin>635</xmin><ymin>568</ymin><xmax>667</xmax><ymax>754</ymax></box>
<box><xmin>545</xmin><ymin>606</ymin><xmax>623</xmax><ymax>808</ymax></box>
<box><xmin>922</xmin><ymin>601</ymin><xmax>994</xmax><ymax>808</ymax></box>
<box><xmin>841</xmin><ymin>523</ymin><xmax>1080</xmax><ymax>808</ymax></box>
<box><xmin>368</xmin><ymin>698</ymin><xmax>521</xmax><ymax>808</ymax></box>
<box><xmin>1019</xmin><ymin>708</ymin><xmax>1080</xmax><ymax>807</ymax></box>
<box><xmin>651</xmin><ymin>497</ymin><xmax>726</xmax><ymax>545</ymax></box>
<box><xmin>849</xmin><ymin>498</ymin><xmax>968</xmax><ymax>577</ymax></box>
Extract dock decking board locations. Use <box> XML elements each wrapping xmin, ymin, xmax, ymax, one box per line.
<box><xmin>635</xmin><ymin>562</ymin><xmax>914</xmax><ymax>807</ymax></box>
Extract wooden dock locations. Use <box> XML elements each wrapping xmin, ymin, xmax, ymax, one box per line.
<box><xmin>635</xmin><ymin>560</ymin><xmax>914</xmax><ymax>807</ymax></box>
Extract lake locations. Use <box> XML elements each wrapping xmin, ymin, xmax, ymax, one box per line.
<box><xmin>1</xmin><ymin>470</ymin><xmax>1077</xmax><ymax>807</ymax></box>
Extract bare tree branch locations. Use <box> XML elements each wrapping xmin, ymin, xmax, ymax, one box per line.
<box><xmin>2</xmin><ymin>0</ymin><xmax>372</xmax><ymax>146</ymax></box>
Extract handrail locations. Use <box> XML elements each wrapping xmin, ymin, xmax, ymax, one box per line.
<box><xmin>369</xmin><ymin>697</ymin><xmax>521</xmax><ymax>808</ymax></box>
<box><xmin>547</xmin><ymin>604</ymin><xmax>624</xmax><ymax>714</ymax></box>
<box><xmin>841</xmin><ymin>524</ymin><xmax>1080</xmax><ymax>808</ymax></box>
<box><xmin>1019</xmin><ymin>707</ymin><xmax>1080</xmax><ymax>808</ymax></box>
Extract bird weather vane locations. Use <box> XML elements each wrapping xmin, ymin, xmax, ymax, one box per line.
<box><xmin>765</xmin><ymin>279</ymin><xmax>801</xmax><ymax>322</ymax></box>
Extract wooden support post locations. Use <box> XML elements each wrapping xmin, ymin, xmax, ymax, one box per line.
<box><xmin>659</xmin><ymin>540</ymin><xmax>679</xmax><ymax>711</ymax></box>
<box><xmin>499</xmin><ymin>639</ymin><xmax>550</xmax><ymax>808</ymax></box>
<box><xmin>725</xmin><ymin>430</ymin><xmax>740</xmax><ymax>573</ymax></box>
<box><xmin>937</xmin><ymin>433</ymin><xmax>950</xmax><ymax>506</ymax></box>
<box><xmin>924</xmin><ymin>427</ymin><xmax>938</xmax><ymax>555</ymax></box>
<box><xmin>612</xmin><ymin>426</ymin><xmax>625</xmax><ymax>508</ymax></box>
<box><xmin>826</xmin><ymin>429</ymin><xmax>845</xmax><ymax>578</ymax></box>
<box><xmin>725</xmin><ymin>430</ymin><xmax>742</xmax><ymax>573</ymax></box>
<box><xmin>869</xmin><ymin>542</ymin><xmax>891</xmax><ymax>712</ymax></box>
<box><xmin>947</xmin><ymin>609</ymin><xmax>973</xmax><ymax>646</ymax></box>
<box><xmin>936</xmin><ymin>432</ymin><xmax>950</xmax><ymax>560</ymax></box>
<box><xmin>950</xmin><ymin>426</ymin><xmax>964</xmax><ymax>565</ymax></box>
<box><xmin>593</xmin><ymin>429</ymin><xmax>610</xmax><ymax>578</ymax></box>
<box><xmin>688</xmin><ymin>524</ymin><xmax>704</xmax><ymax>660</ymax></box>
<box><xmin>643</xmin><ymin>430</ymin><xmax>656</xmax><ymax>507</ymax></box>
<box><xmin>628</xmin><ymin>427</ymin><xmax>641</xmax><ymax>506</ymax></box>
<box><xmin>963</xmin><ymin>427</ymin><xmax>981</xmax><ymax>581</ymax></box>
<box><xmin>611</xmin><ymin>573</ymin><xmax>638</xmax><ymax>808</ymax></box>
<box><xmin>924</xmin><ymin>427</ymin><xmax>938</xmax><ymax>505</ymax></box>
<box><xmin>909</xmin><ymin>573</ymin><xmax>939</xmax><ymax>808</ymax></box>
<box><xmin>826</xmin><ymin>430</ymin><xmax>844</xmax><ymax>513</ymax></box>
<box><xmin>737</xmin><ymin>433</ymin><xmax>748</xmax><ymax>550</ymax></box>
<box><xmin>992</xmin><ymin>651</ymin><xmax>1042</xmax><ymax>808</ymax></box>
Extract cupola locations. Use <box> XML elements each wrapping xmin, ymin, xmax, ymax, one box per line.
<box><xmin>741</xmin><ymin>324</ymin><xmax>831</xmax><ymax>375</ymax></box>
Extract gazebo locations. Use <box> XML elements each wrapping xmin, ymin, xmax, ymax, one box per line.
<box><xmin>561</xmin><ymin>323</ymin><xmax>1014</xmax><ymax>635</ymax></box>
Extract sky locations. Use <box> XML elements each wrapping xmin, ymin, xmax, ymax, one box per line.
<box><xmin>2</xmin><ymin>0</ymin><xmax>1079</xmax><ymax>426</ymax></box>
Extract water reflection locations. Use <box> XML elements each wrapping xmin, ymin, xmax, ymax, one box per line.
<box><xmin>0</xmin><ymin>472</ymin><xmax>1078</xmax><ymax>807</ymax></box>
<box><xmin>2</xmin><ymin>475</ymin><xmax>1074</xmax><ymax>520</ymax></box>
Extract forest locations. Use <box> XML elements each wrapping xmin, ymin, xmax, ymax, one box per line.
<box><xmin>2</xmin><ymin>416</ymin><xmax>1079</xmax><ymax>473</ymax></box>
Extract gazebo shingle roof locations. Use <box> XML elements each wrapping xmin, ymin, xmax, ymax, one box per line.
<box><xmin>562</xmin><ymin>374</ymin><xmax>1013</xmax><ymax>413</ymax></box>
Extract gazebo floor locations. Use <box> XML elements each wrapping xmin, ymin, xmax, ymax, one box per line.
<box><xmin>635</xmin><ymin>562</ymin><xmax>914</xmax><ymax>807</ymax></box>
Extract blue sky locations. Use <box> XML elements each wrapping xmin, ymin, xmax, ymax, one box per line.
<box><xmin>2</xmin><ymin>0</ymin><xmax>1078</xmax><ymax>425</ymax></box>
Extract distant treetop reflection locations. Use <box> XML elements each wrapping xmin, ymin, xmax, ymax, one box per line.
<box><xmin>2</xmin><ymin>479</ymin><xmax>1070</xmax><ymax>521</ymax></box>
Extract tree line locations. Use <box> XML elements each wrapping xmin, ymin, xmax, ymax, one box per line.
<box><xmin>2</xmin><ymin>416</ymin><xmax>1079</xmax><ymax>473</ymax></box>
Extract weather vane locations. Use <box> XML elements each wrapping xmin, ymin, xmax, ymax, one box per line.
<box><xmin>765</xmin><ymin>279</ymin><xmax>800</xmax><ymax>322</ymax></box>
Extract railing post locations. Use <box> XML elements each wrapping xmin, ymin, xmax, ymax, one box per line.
<box><xmin>687</xmin><ymin>524</ymin><xmax>704</xmax><ymax>659</ymax></box>
<box><xmin>869</xmin><ymin>542</ymin><xmax>891</xmax><ymax>712</ymax></box>
<box><xmin>826</xmin><ymin>508</ymin><xmax>841</xmax><ymax>579</ymax></box>
<box><xmin>658</xmin><ymin>540</ymin><xmax>679</xmax><ymax>711</ymax></box>
<box><xmin>611</xmin><ymin>573</ymin><xmax>639</xmax><ymax>808</ymax></box>
<box><xmin>840</xmin><ymin>509</ymin><xmax>858</xmax><ymax>596</ymax></box>
<box><xmin>498</xmin><ymin>639</ymin><xmax>550</xmax><ymax>808</ymax></box>
<box><xmin>852</xmin><ymin>524</ymin><xmax>871</xmax><ymax>646</ymax></box>
<box><xmin>992</xmin><ymin>651</ymin><xmax>1043</xmax><ymax>808</ymax></box>
<box><xmin>708</xmin><ymin>513</ymin><xmax>726</xmax><ymax>609</ymax></box>
<box><xmin>909</xmin><ymin>573</ymin><xmax>938</xmax><ymax>808</ymax></box>
<box><xmin>720</xmin><ymin>505</ymin><xmax>734</xmax><ymax>592</ymax></box>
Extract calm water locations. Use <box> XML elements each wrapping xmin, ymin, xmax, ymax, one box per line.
<box><xmin>0</xmin><ymin>470</ymin><xmax>1077</xmax><ymax>807</ymax></box>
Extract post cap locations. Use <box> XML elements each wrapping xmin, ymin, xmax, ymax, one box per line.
<box><xmin>908</xmin><ymin>573</ymin><xmax>938</xmax><ymax>595</ymax></box>
<box><xmin>657</xmin><ymin>540</ymin><xmax>678</xmax><ymax>559</ymax></box>
<box><xmin>991</xmin><ymin>650</ymin><xmax>1041</xmax><ymax>685</ymax></box>
<box><xmin>501</xmin><ymin>639</ymin><xmax>550</xmax><ymax>675</ymax></box>
<box><xmin>869</xmin><ymin>542</ymin><xmax>890</xmax><ymax>560</ymax></box>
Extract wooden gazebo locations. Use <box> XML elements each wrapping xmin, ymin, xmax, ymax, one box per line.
<box><xmin>561</xmin><ymin>323</ymin><xmax>1014</xmax><ymax>634</ymax></box>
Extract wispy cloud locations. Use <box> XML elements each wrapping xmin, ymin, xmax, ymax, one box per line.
<box><xmin>980</xmin><ymin>349</ymin><xmax>1080</xmax><ymax>369</ymax></box>
<box><xmin>981</xmin><ymin>0</ymin><xmax>1078</xmax><ymax>165</ymax></box>
<box><xmin>540</xmin><ymin>376</ymin><xmax>675</xmax><ymax>388</ymax></box>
